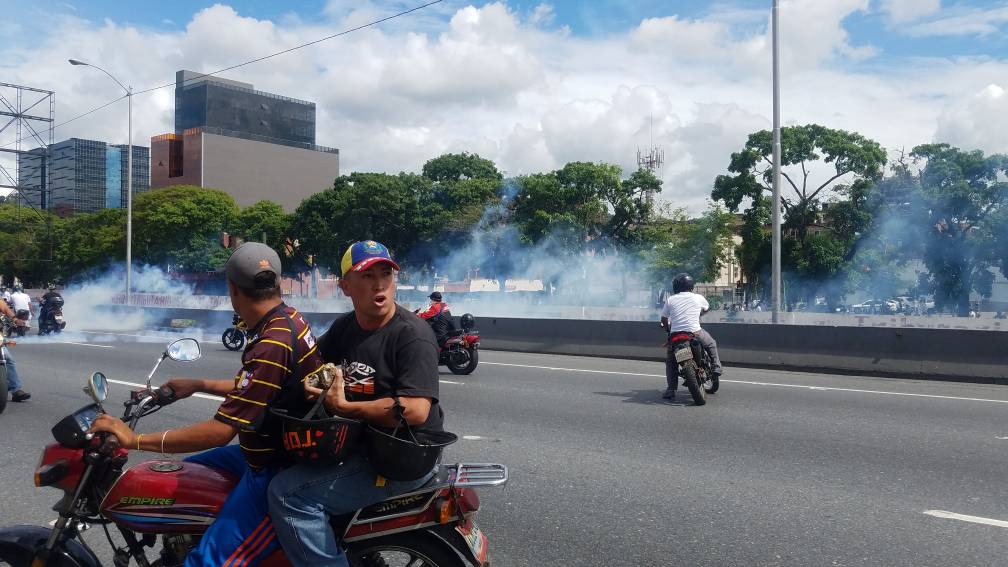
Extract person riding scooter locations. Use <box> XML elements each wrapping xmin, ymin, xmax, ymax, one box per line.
<box><xmin>416</xmin><ymin>291</ymin><xmax>456</xmax><ymax>346</ymax></box>
<box><xmin>659</xmin><ymin>273</ymin><xmax>723</xmax><ymax>400</ymax></box>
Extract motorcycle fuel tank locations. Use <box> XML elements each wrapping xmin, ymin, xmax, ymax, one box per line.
<box><xmin>101</xmin><ymin>460</ymin><xmax>237</xmax><ymax>534</ymax></box>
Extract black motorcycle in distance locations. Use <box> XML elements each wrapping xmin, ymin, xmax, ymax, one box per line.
<box><xmin>666</xmin><ymin>330</ymin><xmax>719</xmax><ymax>405</ymax></box>
<box><xmin>37</xmin><ymin>295</ymin><xmax>66</xmax><ymax>336</ymax></box>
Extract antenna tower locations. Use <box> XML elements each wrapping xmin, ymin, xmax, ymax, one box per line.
<box><xmin>636</xmin><ymin>114</ymin><xmax>663</xmax><ymax>207</ymax></box>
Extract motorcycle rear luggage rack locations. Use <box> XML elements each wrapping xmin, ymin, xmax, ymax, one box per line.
<box><xmin>450</xmin><ymin>463</ymin><xmax>508</xmax><ymax>488</ymax></box>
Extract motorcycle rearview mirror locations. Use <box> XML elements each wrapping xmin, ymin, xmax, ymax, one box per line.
<box><xmin>166</xmin><ymin>338</ymin><xmax>201</xmax><ymax>363</ymax></box>
<box><xmin>84</xmin><ymin>371</ymin><xmax>108</xmax><ymax>411</ymax></box>
<box><xmin>146</xmin><ymin>338</ymin><xmax>201</xmax><ymax>389</ymax></box>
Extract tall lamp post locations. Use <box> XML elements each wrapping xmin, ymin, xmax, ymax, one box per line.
<box><xmin>68</xmin><ymin>59</ymin><xmax>133</xmax><ymax>304</ymax></box>
<box><xmin>771</xmin><ymin>0</ymin><xmax>782</xmax><ymax>324</ymax></box>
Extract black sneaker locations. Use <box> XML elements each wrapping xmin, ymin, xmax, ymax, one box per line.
<box><xmin>11</xmin><ymin>390</ymin><xmax>30</xmax><ymax>402</ymax></box>
<box><xmin>662</xmin><ymin>389</ymin><xmax>676</xmax><ymax>400</ymax></box>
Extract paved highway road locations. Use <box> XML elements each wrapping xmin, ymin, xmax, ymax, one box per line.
<box><xmin>1</xmin><ymin>331</ymin><xmax>1006</xmax><ymax>566</ymax></box>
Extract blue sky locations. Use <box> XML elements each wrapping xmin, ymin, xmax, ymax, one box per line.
<box><xmin>17</xmin><ymin>0</ymin><xmax>1008</xmax><ymax>61</ymax></box>
<box><xmin>4</xmin><ymin>0</ymin><xmax>1008</xmax><ymax>210</ymax></box>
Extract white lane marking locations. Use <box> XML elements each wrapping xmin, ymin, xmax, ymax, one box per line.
<box><xmin>923</xmin><ymin>510</ymin><xmax>1008</xmax><ymax>529</ymax></box>
<box><xmin>107</xmin><ymin>379</ymin><xmax>224</xmax><ymax>402</ymax></box>
<box><xmin>996</xmin><ymin>436</ymin><xmax>1008</xmax><ymax>440</ymax></box>
<box><xmin>59</xmin><ymin>341</ymin><xmax>114</xmax><ymax>349</ymax></box>
<box><xmin>440</xmin><ymin>379</ymin><xmax>463</xmax><ymax>385</ymax></box>
<box><xmin>462</xmin><ymin>435</ymin><xmax>483</xmax><ymax>440</ymax></box>
<box><xmin>481</xmin><ymin>361</ymin><xmax>1008</xmax><ymax>404</ymax></box>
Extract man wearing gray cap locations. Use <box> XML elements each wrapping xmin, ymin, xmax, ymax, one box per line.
<box><xmin>89</xmin><ymin>242</ymin><xmax>324</xmax><ymax>566</ymax></box>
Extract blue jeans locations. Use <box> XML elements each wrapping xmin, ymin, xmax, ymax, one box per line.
<box><xmin>183</xmin><ymin>445</ymin><xmax>281</xmax><ymax>567</ymax></box>
<box><xmin>2</xmin><ymin>348</ymin><xmax>22</xmax><ymax>391</ymax></box>
<box><xmin>267</xmin><ymin>453</ymin><xmax>436</xmax><ymax>567</ymax></box>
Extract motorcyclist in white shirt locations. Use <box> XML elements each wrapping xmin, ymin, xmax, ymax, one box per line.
<box><xmin>9</xmin><ymin>286</ymin><xmax>31</xmax><ymax>321</ymax></box>
<box><xmin>659</xmin><ymin>273</ymin><xmax>723</xmax><ymax>400</ymax></box>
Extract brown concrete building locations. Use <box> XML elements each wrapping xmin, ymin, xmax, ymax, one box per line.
<box><xmin>150</xmin><ymin>71</ymin><xmax>339</xmax><ymax>211</ymax></box>
<box><xmin>151</xmin><ymin>127</ymin><xmax>339</xmax><ymax>210</ymax></box>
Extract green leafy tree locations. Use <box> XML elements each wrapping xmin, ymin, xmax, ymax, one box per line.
<box><xmin>132</xmin><ymin>185</ymin><xmax>239</xmax><ymax>272</ymax></box>
<box><xmin>735</xmin><ymin>195</ymin><xmax>772</xmax><ymax>297</ymax></box>
<box><xmin>418</xmin><ymin>153</ymin><xmax>503</xmax><ymax>276</ymax></box>
<box><xmin>647</xmin><ymin>203</ymin><xmax>736</xmax><ymax>288</ymax></box>
<box><xmin>605</xmin><ymin>168</ymin><xmax>661</xmax><ymax>250</ymax></box>
<box><xmin>291</xmin><ymin>172</ymin><xmax>431</xmax><ymax>271</ymax></box>
<box><xmin>842</xmin><ymin>157</ymin><xmax>921</xmax><ymax>304</ymax></box>
<box><xmin>53</xmin><ymin>208</ymin><xmax>126</xmax><ymax>280</ymax></box>
<box><xmin>511</xmin><ymin>162</ymin><xmax>617</xmax><ymax>254</ymax></box>
<box><xmin>713</xmin><ymin>124</ymin><xmax>886</xmax><ymax>305</ymax></box>
<box><xmin>909</xmin><ymin>144</ymin><xmax>1008</xmax><ymax>315</ymax></box>
<box><xmin>233</xmin><ymin>200</ymin><xmax>297</xmax><ymax>272</ymax></box>
<box><xmin>0</xmin><ymin>203</ymin><xmax>57</xmax><ymax>285</ymax></box>
<box><xmin>422</xmin><ymin>152</ymin><xmax>502</xmax><ymax>183</ymax></box>
<box><xmin>235</xmin><ymin>200</ymin><xmax>290</xmax><ymax>249</ymax></box>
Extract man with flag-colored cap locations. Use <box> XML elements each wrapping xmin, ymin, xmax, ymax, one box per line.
<box><xmin>268</xmin><ymin>240</ymin><xmax>445</xmax><ymax>567</ymax></box>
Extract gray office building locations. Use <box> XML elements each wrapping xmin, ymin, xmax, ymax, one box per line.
<box><xmin>174</xmin><ymin>70</ymin><xmax>316</xmax><ymax>148</ymax></box>
<box><xmin>17</xmin><ymin>138</ymin><xmax>149</xmax><ymax>215</ymax></box>
<box><xmin>152</xmin><ymin>70</ymin><xmax>338</xmax><ymax>211</ymax></box>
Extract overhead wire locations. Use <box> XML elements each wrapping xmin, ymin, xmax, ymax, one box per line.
<box><xmin>134</xmin><ymin>0</ymin><xmax>443</xmax><ymax>96</ymax></box>
<box><xmin>0</xmin><ymin>0</ymin><xmax>443</xmax><ymax>151</ymax></box>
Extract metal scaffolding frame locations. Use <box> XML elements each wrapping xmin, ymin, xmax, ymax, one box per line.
<box><xmin>0</xmin><ymin>82</ymin><xmax>55</xmax><ymax>270</ymax></box>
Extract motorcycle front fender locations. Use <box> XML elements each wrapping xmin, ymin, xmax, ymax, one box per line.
<box><xmin>0</xmin><ymin>525</ymin><xmax>101</xmax><ymax>567</ymax></box>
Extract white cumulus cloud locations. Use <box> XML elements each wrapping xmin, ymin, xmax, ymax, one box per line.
<box><xmin>0</xmin><ymin>0</ymin><xmax>1006</xmax><ymax>215</ymax></box>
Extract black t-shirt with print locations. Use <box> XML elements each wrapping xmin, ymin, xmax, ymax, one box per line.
<box><xmin>318</xmin><ymin>304</ymin><xmax>444</xmax><ymax>434</ymax></box>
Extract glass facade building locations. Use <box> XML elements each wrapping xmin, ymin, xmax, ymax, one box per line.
<box><xmin>174</xmin><ymin>70</ymin><xmax>316</xmax><ymax>149</ymax></box>
<box><xmin>16</xmin><ymin>138</ymin><xmax>149</xmax><ymax>215</ymax></box>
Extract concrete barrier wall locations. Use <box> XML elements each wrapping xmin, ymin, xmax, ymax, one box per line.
<box><xmin>128</xmin><ymin>307</ymin><xmax>1007</xmax><ymax>383</ymax></box>
<box><xmin>475</xmin><ymin>318</ymin><xmax>1008</xmax><ymax>383</ymax></box>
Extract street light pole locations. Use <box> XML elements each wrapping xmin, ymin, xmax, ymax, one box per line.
<box><xmin>69</xmin><ymin>59</ymin><xmax>133</xmax><ymax>304</ymax></box>
<box><xmin>126</xmin><ymin>86</ymin><xmax>133</xmax><ymax>305</ymax></box>
<box><xmin>771</xmin><ymin>0</ymin><xmax>782</xmax><ymax>324</ymax></box>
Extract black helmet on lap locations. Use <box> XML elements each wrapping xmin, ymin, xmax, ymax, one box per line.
<box><xmin>672</xmin><ymin>273</ymin><xmax>695</xmax><ymax>294</ymax></box>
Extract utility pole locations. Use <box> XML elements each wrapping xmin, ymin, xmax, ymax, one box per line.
<box><xmin>771</xmin><ymin>0</ymin><xmax>782</xmax><ymax>324</ymax></box>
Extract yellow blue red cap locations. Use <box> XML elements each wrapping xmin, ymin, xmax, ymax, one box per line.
<box><xmin>340</xmin><ymin>240</ymin><xmax>399</xmax><ymax>277</ymax></box>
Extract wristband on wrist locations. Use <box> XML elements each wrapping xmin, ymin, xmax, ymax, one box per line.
<box><xmin>136</xmin><ymin>433</ymin><xmax>142</xmax><ymax>451</ymax></box>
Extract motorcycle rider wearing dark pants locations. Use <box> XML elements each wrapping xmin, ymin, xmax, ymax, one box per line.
<box><xmin>268</xmin><ymin>240</ymin><xmax>444</xmax><ymax>567</ymax></box>
<box><xmin>417</xmin><ymin>291</ymin><xmax>455</xmax><ymax>345</ymax></box>
<box><xmin>660</xmin><ymin>273</ymin><xmax>723</xmax><ymax>400</ymax></box>
<box><xmin>0</xmin><ymin>299</ymin><xmax>30</xmax><ymax>402</ymax></box>
<box><xmin>39</xmin><ymin>284</ymin><xmax>61</xmax><ymax>330</ymax></box>
<box><xmin>89</xmin><ymin>243</ymin><xmax>324</xmax><ymax>566</ymax></box>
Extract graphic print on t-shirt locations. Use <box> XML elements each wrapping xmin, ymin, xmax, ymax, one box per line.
<box><xmin>344</xmin><ymin>360</ymin><xmax>376</xmax><ymax>395</ymax></box>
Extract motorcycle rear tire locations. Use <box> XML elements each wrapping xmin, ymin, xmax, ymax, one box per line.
<box><xmin>681</xmin><ymin>362</ymin><xmax>706</xmax><ymax>405</ymax></box>
<box><xmin>0</xmin><ymin>363</ymin><xmax>8</xmax><ymax>414</ymax></box>
<box><xmin>222</xmin><ymin>328</ymin><xmax>245</xmax><ymax>351</ymax></box>
<box><xmin>347</xmin><ymin>532</ymin><xmax>459</xmax><ymax>567</ymax></box>
<box><xmin>447</xmin><ymin>347</ymin><xmax>478</xmax><ymax>375</ymax></box>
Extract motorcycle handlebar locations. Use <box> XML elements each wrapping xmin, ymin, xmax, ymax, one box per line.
<box><xmin>153</xmin><ymin>385</ymin><xmax>177</xmax><ymax>406</ymax></box>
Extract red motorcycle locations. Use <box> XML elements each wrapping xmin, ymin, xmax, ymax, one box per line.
<box><xmin>0</xmin><ymin>338</ymin><xmax>507</xmax><ymax>566</ymax></box>
<box><xmin>439</xmin><ymin>314</ymin><xmax>480</xmax><ymax>375</ymax></box>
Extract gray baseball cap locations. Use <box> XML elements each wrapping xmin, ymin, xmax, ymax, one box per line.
<box><xmin>225</xmin><ymin>242</ymin><xmax>281</xmax><ymax>288</ymax></box>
